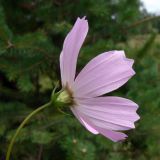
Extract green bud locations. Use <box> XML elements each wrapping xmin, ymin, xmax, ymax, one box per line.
<box><xmin>56</xmin><ymin>90</ymin><xmax>72</xmax><ymax>104</ymax></box>
<box><xmin>51</xmin><ymin>88</ymin><xmax>73</xmax><ymax>108</ymax></box>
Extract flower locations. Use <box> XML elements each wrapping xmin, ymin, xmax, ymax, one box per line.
<box><xmin>59</xmin><ymin>17</ymin><xmax>140</xmax><ymax>142</ymax></box>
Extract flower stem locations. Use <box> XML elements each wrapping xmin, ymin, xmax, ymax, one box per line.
<box><xmin>6</xmin><ymin>101</ymin><xmax>52</xmax><ymax>160</ymax></box>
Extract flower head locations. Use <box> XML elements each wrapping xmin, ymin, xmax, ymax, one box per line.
<box><xmin>59</xmin><ymin>17</ymin><xmax>139</xmax><ymax>142</ymax></box>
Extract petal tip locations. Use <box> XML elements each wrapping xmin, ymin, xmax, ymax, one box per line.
<box><xmin>82</xmin><ymin>16</ymin><xmax>87</xmax><ymax>20</ymax></box>
<box><xmin>135</xmin><ymin>113</ymin><xmax>140</xmax><ymax>121</ymax></box>
<box><xmin>78</xmin><ymin>16</ymin><xmax>88</xmax><ymax>22</ymax></box>
<box><xmin>111</xmin><ymin>132</ymin><xmax>128</xmax><ymax>142</ymax></box>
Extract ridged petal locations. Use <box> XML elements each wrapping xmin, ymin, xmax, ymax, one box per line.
<box><xmin>71</xmin><ymin>107</ymin><xmax>99</xmax><ymax>134</ymax></box>
<box><xmin>73</xmin><ymin>51</ymin><xmax>135</xmax><ymax>97</ymax></box>
<box><xmin>60</xmin><ymin>17</ymin><xmax>88</xmax><ymax>87</ymax></box>
<box><xmin>93</xmin><ymin>127</ymin><xmax>128</xmax><ymax>142</ymax></box>
<box><xmin>71</xmin><ymin>96</ymin><xmax>139</xmax><ymax>141</ymax></box>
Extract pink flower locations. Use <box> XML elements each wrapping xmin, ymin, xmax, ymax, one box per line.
<box><xmin>59</xmin><ymin>17</ymin><xmax>139</xmax><ymax>142</ymax></box>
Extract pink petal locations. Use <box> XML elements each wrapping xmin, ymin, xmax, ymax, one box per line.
<box><xmin>60</xmin><ymin>17</ymin><xmax>88</xmax><ymax>87</ymax></box>
<box><xmin>70</xmin><ymin>96</ymin><xmax>139</xmax><ymax>141</ymax></box>
<box><xmin>94</xmin><ymin>127</ymin><xmax>128</xmax><ymax>142</ymax></box>
<box><xmin>73</xmin><ymin>51</ymin><xmax>135</xmax><ymax>97</ymax></box>
<box><xmin>75</xmin><ymin>110</ymin><xmax>128</xmax><ymax>142</ymax></box>
<box><xmin>71</xmin><ymin>107</ymin><xmax>99</xmax><ymax>134</ymax></box>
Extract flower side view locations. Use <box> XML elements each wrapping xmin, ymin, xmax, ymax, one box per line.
<box><xmin>59</xmin><ymin>17</ymin><xmax>140</xmax><ymax>142</ymax></box>
<box><xmin>6</xmin><ymin>17</ymin><xmax>140</xmax><ymax>160</ymax></box>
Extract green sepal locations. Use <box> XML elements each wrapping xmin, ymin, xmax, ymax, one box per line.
<box><xmin>51</xmin><ymin>89</ymin><xmax>72</xmax><ymax>109</ymax></box>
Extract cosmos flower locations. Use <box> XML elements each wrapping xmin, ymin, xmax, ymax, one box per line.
<box><xmin>58</xmin><ymin>17</ymin><xmax>139</xmax><ymax>142</ymax></box>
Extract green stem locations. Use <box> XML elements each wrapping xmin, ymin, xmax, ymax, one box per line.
<box><xmin>6</xmin><ymin>101</ymin><xmax>52</xmax><ymax>160</ymax></box>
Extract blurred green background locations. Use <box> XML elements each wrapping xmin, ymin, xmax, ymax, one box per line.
<box><xmin>0</xmin><ymin>0</ymin><xmax>160</xmax><ymax>160</ymax></box>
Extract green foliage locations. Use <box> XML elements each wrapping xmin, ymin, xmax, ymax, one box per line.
<box><xmin>0</xmin><ymin>0</ymin><xmax>160</xmax><ymax>160</ymax></box>
<box><xmin>60</xmin><ymin>137</ymin><xmax>95</xmax><ymax>160</ymax></box>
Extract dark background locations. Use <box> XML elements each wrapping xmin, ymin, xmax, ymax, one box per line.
<box><xmin>0</xmin><ymin>0</ymin><xmax>160</xmax><ymax>159</ymax></box>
